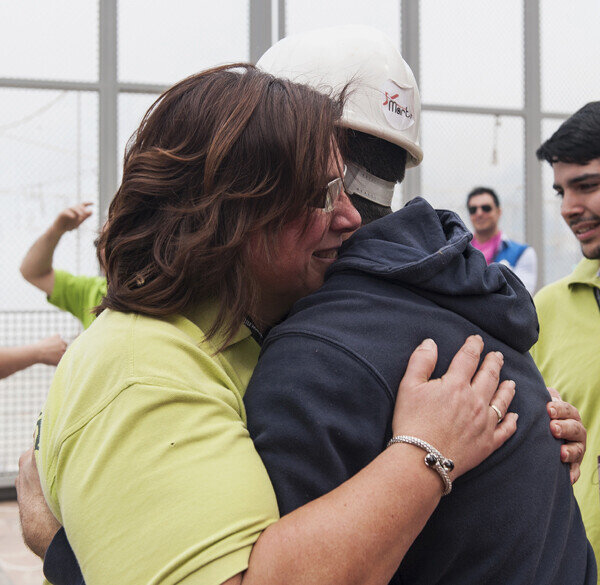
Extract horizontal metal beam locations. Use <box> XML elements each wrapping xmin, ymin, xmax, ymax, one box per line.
<box><xmin>0</xmin><ymin>78</ymin><xmax>166</xmax><ymax>96</ymax></box>
<box><xmin>422</xmin><ymin>103</ymin><xmax>526</xmax><ymax>117</ymax></box>
<box><xmin>422</xmin><ymin>102</ymin><xmax>570</xmax><ymax>120</ymax></box>
<box><xmin>539</xmin><ymin>111</ymin><xmax>569</xmax><ymax>120</ymax></box>
<box><xmin>0</xmin><ymin>77</ymin><xmax>99</xmax><ymax>91</ymax></box>
<box><xmin>0</xmin><ymin>79</ymin><xmax>571</xmax><ymax>122</ymax></box>
<box><xmin>118</xmin><ymin>82</ymin><xmax>168</xmax><ymax>94</ymax></box>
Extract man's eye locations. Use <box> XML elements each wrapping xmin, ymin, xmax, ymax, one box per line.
<box><xmin>555</xmin><ymin>191</ymin><xmax>564</xmax><ymax>198</ymax></box>
<box><xmin>579</xmin><ymin>183</ymin><xmax>599</xmax><ymax>192</ymax></box>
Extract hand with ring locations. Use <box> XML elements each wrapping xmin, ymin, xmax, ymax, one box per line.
<box><xmin>490</xmin><ymin>403</ymin><xmax>504</xmax><ymax>424</ymax></box>
<box><xmin>391</xmin><ymin>335</ymin><xmax>518</xmax><ymax>480</ymax></box>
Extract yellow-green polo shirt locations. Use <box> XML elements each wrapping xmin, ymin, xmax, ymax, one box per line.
<box><xmin>531</xmin><ymin>258</ymin><xmax>600</xmax><ymax>571</ymax></box>
<box><xmin>35</xmin><ymin>305</ymin><xmax>278</xmax><ymax>585</ymax></box>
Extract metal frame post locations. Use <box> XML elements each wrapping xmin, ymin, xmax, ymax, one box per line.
<box><xmin>401</xmin><ymin>0</ymin><xmax>421</xmax><ymax>203</ymax></box>
<box><xmin>277</xmin><ymin>0</ymin><xmax>286</xmax><ymax>40</ymax></box>
<box><xmin>524</xmin><ymin>0</ymin><xmax>543</xmax><ymax>285</ymax></box>
<box><xmin>250</xmin><ymin>0</ymin><xmax>272</xmax><ymax>63</ymax></box>
<box><xmin>98</xmin><ymin>0</ymin><xmax>118</xmax><ymax>229</ymax></box>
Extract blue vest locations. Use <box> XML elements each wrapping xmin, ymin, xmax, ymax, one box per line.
<box><xmin>494</xmin><ymin>238</ymin><xmax>528</xmax><ymax>267</ymax></box>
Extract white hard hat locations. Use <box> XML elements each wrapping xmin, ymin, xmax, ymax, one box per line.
<box><xmin>257</xmin><ymin>25</ymin><xmax>423</xmax><ymax>168</ymax></box>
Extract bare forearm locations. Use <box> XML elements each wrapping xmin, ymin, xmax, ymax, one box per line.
<box><xmin>20</xmin><ymin>227</ymin><xmax>63</xmax><ymax>282</ymax></box>
<box><xmin>242</xmin><ymin>445</ymin><xmax>441</xmax><ymax>585</ymax></box>
<box><xmin>0</xmin><ymin>345</ymin><xmax>40</xmax><ymax>379</ymax></box>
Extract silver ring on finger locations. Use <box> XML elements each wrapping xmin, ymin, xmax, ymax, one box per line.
<box><xmin>490</xmin><ymin>403</ymin><xmax>503</xmax><ymax>424</ymax></box>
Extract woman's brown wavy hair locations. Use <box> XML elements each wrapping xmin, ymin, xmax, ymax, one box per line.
<box><xmin>95</xmin><ymin>63</ymin><xmax>344</xmax><ymax>346</ymax></box>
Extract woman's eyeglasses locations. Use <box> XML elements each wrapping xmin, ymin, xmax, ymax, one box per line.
<box><xmin>319</xmin><ymin>165</ymin><xmax>347</xmax><ymax>213</ymax></box>
<box><xmin>468</xmin><ymin>204</ymin><xmax>493</xmax><ymax>215</ymax></box>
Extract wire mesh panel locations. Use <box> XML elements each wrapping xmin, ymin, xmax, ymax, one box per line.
<box><xmin>0</xmin><ymin>86</ymin><xmax>98</xmax><ymax>486</ymax></box>
<box><xmin>420</xmin><ymin>111</ymin><xmax>526</xmax><ymax>243</ymax></box>
<box><xmin>285</xmin><ymin>0</ymin><xmax>401</xmax><ymax>45</ymax></box>
<box><xmin>117</xmin><ymin>93</ymin><xmax>162</xmax><ymax>183</ymax></box>
<box><xmin>118</xmin><ymin>0</ymin><xmax>250</xmax><ymax>86</ymax></box>
<box><xmin>420</xmin><ymin>0</ymin><xmax>523</xmax><ymax>109</ymax></box>
<box><xmin>541</xmin><ymin>0</ymin><xmax>600</xmax><ymax>113</ymax></box>
<box><xmin>0</xmin><ymin>88</ymin><xmax>100</xmax><ymax>312</ymax></box>
<box><xmin>0</xmin><ymin>310</ymin><xmax>81</xmax><ymax>487</ymax></box>
<box><xmin>0</xmin><ymin>1</ymin><xmax>99</xmax><ymax>82</ymax></box>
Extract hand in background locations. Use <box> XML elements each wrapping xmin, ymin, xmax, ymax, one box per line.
<box><xmin>52</xmin><ymin>202</ymin><xmax>93</xmax><ymax>235</ymax></box>
<box><xmin>34</xmin><ymin>334</ymin><xmax>67</xmax><ymax>366</ymax></box>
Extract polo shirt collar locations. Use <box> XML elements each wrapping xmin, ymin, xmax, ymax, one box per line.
<box><xmin>567</xmin><ymin>258</ymin><xmax>600</xmax><ymax>290</ymax></box>
<box><xmin>175</xmin><ymin>300</ymin><xmax>254</xmax><ymax>350</ymax></box>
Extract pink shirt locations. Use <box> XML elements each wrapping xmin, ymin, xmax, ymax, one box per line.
<box><xmin>472</xmin><ymin>232</ymin><xmax>502</xmax><ymax>265</ymax></box>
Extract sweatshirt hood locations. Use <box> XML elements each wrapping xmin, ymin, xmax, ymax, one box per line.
<box><xmin>329</xmin><ymin>197</ymin><xmax>538</xmax><ymax>351</ymax></box>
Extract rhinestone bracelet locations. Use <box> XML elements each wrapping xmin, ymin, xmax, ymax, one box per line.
<box><xmin>386</xmin><ymin>435</ymin><xmax>454</xmax><ymax>496</ymax></box>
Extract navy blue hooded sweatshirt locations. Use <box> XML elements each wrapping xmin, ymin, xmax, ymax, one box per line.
<box><xmin>245</xmin><ymin>197</ymin><xmax>595</xmax><ymax>584</ymax></box>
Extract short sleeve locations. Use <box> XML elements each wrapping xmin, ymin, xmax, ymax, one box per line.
<box><xmin>48</xmin><ymin>270</ymin><xmax>106</xmax><ymax>328</ymax></box>
<box><xmin>52</xmin><ymin>381</ymin><xmax>279</xmax><ymax>585</ymax></box>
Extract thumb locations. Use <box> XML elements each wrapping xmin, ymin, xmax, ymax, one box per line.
<box><xmin>401</xmin><ymin>339</ymin><xmax>438</xmax><ymax>388</ymax></box>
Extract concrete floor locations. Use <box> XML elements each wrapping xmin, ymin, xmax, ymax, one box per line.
<box><xmin>0</xmin><ymin>501</ymin><xmax>43</xmax><ymax>585</ymax></box>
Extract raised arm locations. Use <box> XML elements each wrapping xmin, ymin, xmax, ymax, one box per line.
<box><xmin>0</xmin><ymin>335</ymin><xmax>67</xmax><ymax>379</ymax></box>
<box><xmin>20</xmin><ymin>203</ymin><xmax>93</xmax><ymax>296</ymax></box>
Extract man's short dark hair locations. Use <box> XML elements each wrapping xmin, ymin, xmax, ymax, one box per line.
<box><xmin>348</xmin><ymin>193</ymin><xmax>391</xmax><ymax>224</ymax></box>
<box><xmin>466</xmin><ymin>187</ymin><xmax>500</xmax><ymax>208</ymax></box>
<box><xmin>536</xmin><ymin>101</ymin><xmax>600</xmax><ymax>165</ymax></box>
<box><xmin>343</xmin><ymin>129</ymin><xmax>408</xmax><ymax>224</ymax></box>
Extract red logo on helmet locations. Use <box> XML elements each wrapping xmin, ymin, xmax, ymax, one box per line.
<box><xmin>382</xmin><ymin>92</ymin><xmax>399</xmax><ymax>106</ymax></box>
<box><xmin>383</xmin><ymin>92</ymin><xmax>413</xmax><ymax>119</ymax></box>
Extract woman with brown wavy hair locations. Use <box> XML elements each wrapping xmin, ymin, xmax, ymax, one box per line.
<box><xmin>29</xmin><ymin>64</ymin><xmax>516</xmax><ymax>585</ymax></box>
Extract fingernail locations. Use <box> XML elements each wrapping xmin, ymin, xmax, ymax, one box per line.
<box><xmin>506</xmin><ymin>379</ymin><xmax>516</xmax><ymax>390</ymax></box>
<box><xmin>421</xmin><ymin>338</ymin><xmax>436</xmax><ymax>350</ymax></box>
<box><xmin>549</xmin><ymin>406</ymin><xmax>557</xmax><ymax>418</ymax></box>
<box><xmin>495</xmin><ymin>351</ymin><xmax>504</xmax><ymax>362</ymax></box>
<box><xmin>554</xmin><ymin>423</ymin><xmax>562</xmax><ymax>437</ymax></box>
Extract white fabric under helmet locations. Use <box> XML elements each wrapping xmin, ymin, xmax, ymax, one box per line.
<box><xmin>257</xmin><ymin>25</ymin><xmax>423</xmax><ymax>168</ymax></box>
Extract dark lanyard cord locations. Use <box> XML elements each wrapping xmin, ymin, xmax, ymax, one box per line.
<box><xmin>244</xmin><ymin>316</ymin><xmax>264</xmax><ymax>346</ymax></box>
<box><xmin>595</xmin><ymin>287</ymin><xmax>600</xmax><ymax>313</ymax></box>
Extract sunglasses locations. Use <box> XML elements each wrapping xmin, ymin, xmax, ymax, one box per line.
<box><xmin>468</xmin><ymin>204</ymin><xmax>493</xmax><ymax>215</ymax></box>
<box><xmin>318</xmin><ymin>165</ymin><xmax>347</xmax><ymax>213</ymax></box>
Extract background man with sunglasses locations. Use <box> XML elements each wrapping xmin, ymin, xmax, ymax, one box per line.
<box><xmin>467</xmin><ymin>186</ymin><xmax>538</xmax><ymax>293</ymax></box>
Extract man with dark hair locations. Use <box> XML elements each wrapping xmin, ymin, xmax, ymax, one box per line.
<box><xmin>250</xmin><ymin>25</ymin><xmax>594</xmax><ymax>585</ymax></box>
<box><xmin>532</xmin><ymin>100</ymin><xmax>600</xmax><ymax>568</ymax></box>
<box><xmin>466</xmin><ymin>186</ymin><xmax>538</xmax><ymax>293</ymax></box>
